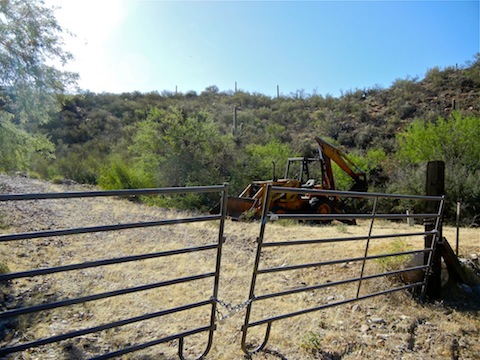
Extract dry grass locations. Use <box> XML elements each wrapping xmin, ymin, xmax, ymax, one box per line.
<box><xmin>0</xmin><ymin>179</ymin><xmax>479</xmax><ymax>359</ymax></box>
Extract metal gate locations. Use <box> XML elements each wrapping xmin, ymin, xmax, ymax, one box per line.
<box><xmin>0</xmin><ymin>185</ymin><xmax>228</xmax><ymax>359</ymax></box>
<box><xmin>241</xmin><ymin>185</ymin><xmax>444</xmax><ymax>355</ymax></box>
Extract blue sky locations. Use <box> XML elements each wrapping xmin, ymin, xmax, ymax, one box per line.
<box><xmin>51</xmin><ymin>0</ymin><xmax>479</xmax><ymax>97</ymax></box>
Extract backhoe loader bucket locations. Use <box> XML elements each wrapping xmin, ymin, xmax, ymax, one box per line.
<box><xmin>225</xmin><ymin>197</ymin><xmax>257</xmax><ymax>219</ymax></box>
<box><xmin>209</xmin><ymin>196</ymin><xmax>257</xmax><ymax>220</ymax></box>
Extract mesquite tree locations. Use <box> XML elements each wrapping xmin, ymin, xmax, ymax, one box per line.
<box><xmin>0</xmin><ymin>0</ymin><xmax>77</xmax><ymax>171</ymax></box>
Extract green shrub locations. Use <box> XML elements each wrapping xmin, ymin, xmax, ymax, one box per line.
<box><xmin>393</xmin><ymin>113</ymin><xmax>480</xmax><ymax>224</ymax></box>
<box><xmin>99</xmin><ymin>159</ymin><xmax>153</xmax><ymax>190</ymax></box>
<box><xmin>375</xmin><ymin>238</ymin><xmax>413</xmax><ymax>272</ymax></box>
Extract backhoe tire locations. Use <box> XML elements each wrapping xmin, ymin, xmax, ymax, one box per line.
<box><xmin>271</xmin><ymin>206</ymin><xmax>287</xmax><ymax>214</ymax></box>
<box><xmin>309</xmin><ymin>197</ymin><xmax>333</xmax><ymax>225</ymax></box>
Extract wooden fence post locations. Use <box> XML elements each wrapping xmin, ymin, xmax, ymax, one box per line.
<box><xmin>425</xmin><ymin>161</ymin><xmax>444</xmax><ymax>300</ymax></box>
<box><xmin>406</xmin><ymin>209</ymin><xmax>414</xmax><ymax>226</ymax></box>
<box><xmin>456</xmin><ymin>201</ymin><xmax>461</xmax><ymax>256</ymax></box>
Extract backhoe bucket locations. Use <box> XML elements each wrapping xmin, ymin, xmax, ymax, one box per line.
<box><xmin>209</xmin><ymin>196</ymin><xmax>257</xmax><ymax>219</ymax></box>
<box><xmin>226</xmin><ymin>197</ymin><xmax>256</xmax><ymax>219</ymax></box>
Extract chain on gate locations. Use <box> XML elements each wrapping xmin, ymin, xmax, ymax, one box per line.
<box><xmin>213</xmin><ymin>297</ymin><xmax>252</xmax><ymax>324</ymax></box>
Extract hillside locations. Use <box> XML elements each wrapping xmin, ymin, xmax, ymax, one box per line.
<box><xmin>37</xmin><ymin>57</ymin><xmax>480</xmax><ymax>170</ymax></box>
<box><xmin>43</xmin><ymin>58</ymin><xmax>480</xmax><ymax>154</ymax></box>
<box><xmin>31</xmin><ymin>58</ymin><xmax>480</xmax><ymax>220</ymax></box>
<box><xmin>2</xmin><ymin>56</ymin><xmax>480</xmax><ymax>225</ymax></box>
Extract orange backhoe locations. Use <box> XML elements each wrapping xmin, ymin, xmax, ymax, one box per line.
<box><xmin>217</xmin><ymin>137</ymin><xmax>367</xmax><ymax>220</ymax></box>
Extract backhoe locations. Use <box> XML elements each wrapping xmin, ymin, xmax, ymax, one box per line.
<box><xmin>216</xmin><ymin>137</ymin><xmax>367</xmax><ymax>221</ymax></box>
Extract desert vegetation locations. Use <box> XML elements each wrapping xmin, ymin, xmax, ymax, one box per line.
<box><xmin>1</xmin><ymin>3</ymin><xmax>480</xmax><ymax>224</ymax></box>
<box><xmin>27</xmin><ymin>72</ymin><xmax>480</xmax><ymax>225</ymax></box>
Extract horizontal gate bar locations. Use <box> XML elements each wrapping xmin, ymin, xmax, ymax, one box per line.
<box><xmin>269</xmin><ymin>213</ymin><xmax>441</xmax><ymax>221</ymax></box>
<box><xmin>0</xmin><ymin>185</ymin><xmax>227</xmax><ymax>201</ymax></box>
<box><xmin>262</xmin><ymin>230</ymin><xmax>437</xmax><ymax>247</ymax></box>
<box><xmin>0</xmin><ymin>272</ymin><xmax>215</xmax><ymax>319</ymax></box>
<box><xmin>253</xmin><ymin>265</ymin><xmax>428</xmax><ymax>302</ymax></box>
<box><xmin>257</xmin><ymin>248</ymin><xmax>432</xmax><ymax>274</ymax></box>
<box><xmin>0</xmin><ymin>300</ymin><xmax>213</xmax><ymax>356</ymax></box>
<box><xmin>0</xmin><ymin>244</ymin><xmax>217</xmax><ymax>281</ymax></box>
<box><xmin>243</xmin><ymin>282</ymin><xmax>422</xmax><ymax>329</ymax></box>
<box><xmin>0</xmin><ymin>214</ymin><xmax>221</xmax><ymax>242</ymax></box>
<box><xmin>269</xmin><ymin>186</ymin><xmax>445</xmax><ymax>201</ymax></box>
<box><xmin>92</xmin><ymin>325</ymin><xmax>214</xmax><ymax>360</ymax></box>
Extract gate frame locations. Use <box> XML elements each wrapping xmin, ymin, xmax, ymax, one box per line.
<box><xmin>241</xmin><ymin>185</ymin><xmax>445</xmax><ymax>355</ymax></box>
<box><xmin>0</xmin><ymin>185</ymin><xmax>229</xmax><ymax>360</ymax></box>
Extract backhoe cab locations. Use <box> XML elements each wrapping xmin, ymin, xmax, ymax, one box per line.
<box><xmin>219</xmin><ymin>137</ymin><xmax>367</xmax><ymax>221</ymax></box>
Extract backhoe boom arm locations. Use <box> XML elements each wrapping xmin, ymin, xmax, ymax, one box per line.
<box><xmin>315</xmin><ymin>137</ymin><xmax>368</xmax><ymax>192</ymax></box>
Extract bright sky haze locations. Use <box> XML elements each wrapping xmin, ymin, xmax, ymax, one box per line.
<box><xmin>50</xmin><ymin>0</ymin><xmax>479</xmax><ymax>97</ymax></box>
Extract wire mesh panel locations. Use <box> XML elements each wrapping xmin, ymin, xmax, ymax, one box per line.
<box><xmin>0</xmin><ymin>185</ymin><xmax>228</xmax><ymax>359</ymax></box>
<box><xmin>241</xmin><ymin>185</ymin><xmax>444</xmax><ymax>355</ymax></box>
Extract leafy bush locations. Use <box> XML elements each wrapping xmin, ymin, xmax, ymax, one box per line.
<box><xmin>0</xmin><ymin>114</ymin><xmax>55</xmax><ymax>172</ymax></box>
<box><xmin>393</xmin><ymin>113</ymin><xmax>480</xmax><ymax>224</ymax></box>
<box><xmin>54</xmin><ymin>146</ymin><xmax>100</xmax><ymax>184</ymax></box>
<box><xmin>245</xmin><ymin>141</ymin><xmax>293</xmax><ymax>181</ymax></box>
<box><xmin>396</xmin><ymin>112</ymin><xmax>480</xmax><ymax>168</ymax></box>
<box><xmin>374</xmin><ymin>238</ymin><xmax>413</xmax><ymax>272</ymax></box>
<box><xmin>99</xmin><ymin>158</ymin><xmax>153</xmax><ymax>190</ymax></box>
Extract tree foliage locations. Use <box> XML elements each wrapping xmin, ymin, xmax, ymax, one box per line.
<box><xmin>0</xmin><ymin>0</ymin><xmax>77</xmax><ymax>171</ymax></box>
<box><xmin>395</xmin><ymin>112</ymin><xmax>480</xmax><ymax>224</ymax></box>
<box><xmin>396</xmin><ymin>112</ymin><xmax>480</xmax><ymax>168</ymax></box>
<box><xmin>245</xmin><ymin>141</ymin><xmax>293</xmax><ymax>181</ymax></box>
<box><xmin>0</xmin><ymin>112</ymin><xmax>54</xmax><ymax>172</ymax></box>
<box><xmin>129</xmin><ymin>107</ymin><xmax>229</xmax><ymax>187</ymax></box>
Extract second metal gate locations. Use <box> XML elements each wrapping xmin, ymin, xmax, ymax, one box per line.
<box><xmin>241</xmin><ymin>185</ymin><xmax>444</xmax><ymax>355</ymax></box>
